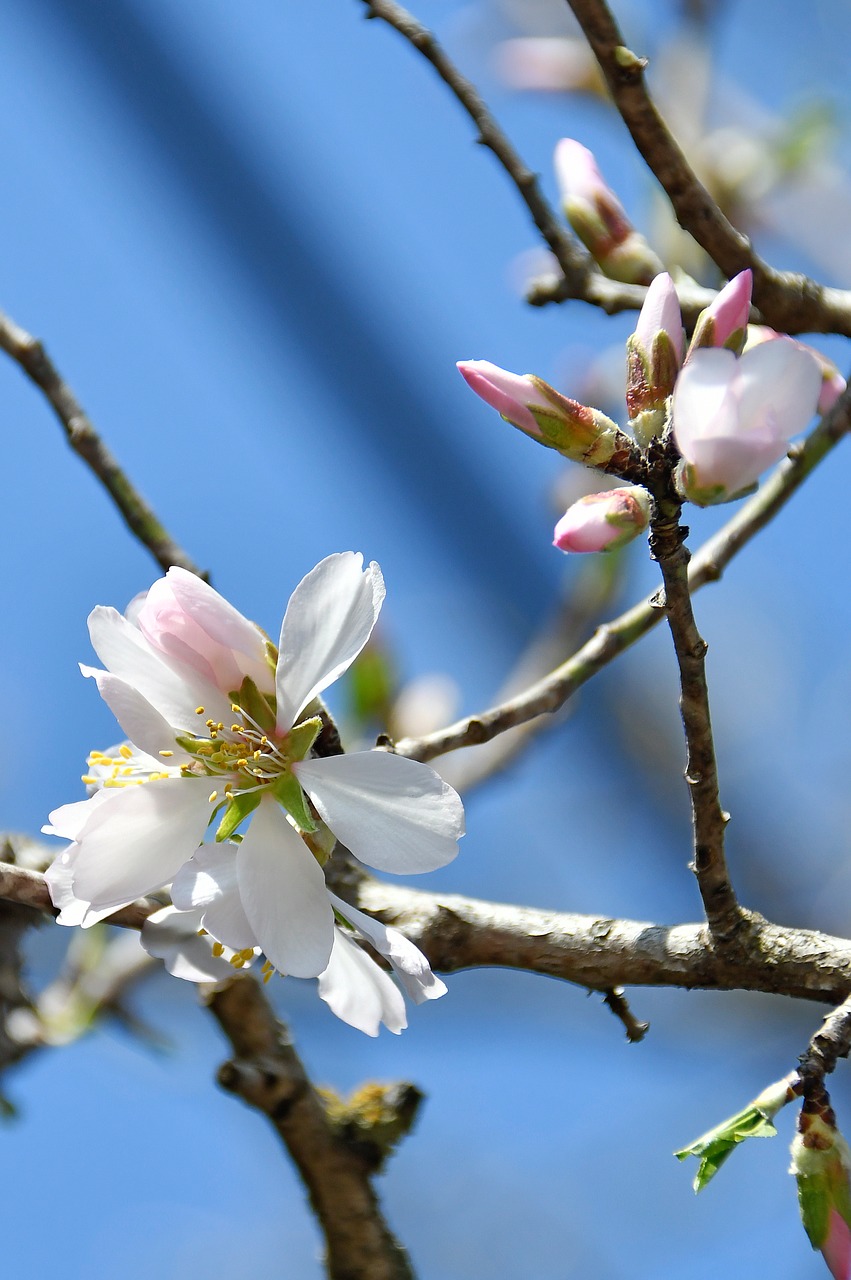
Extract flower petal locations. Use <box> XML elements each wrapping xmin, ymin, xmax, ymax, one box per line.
<box><xmin>141</xmin><ymin>905</ymin><xmax>239</xmax><ymax>983</ymax></box>
<box><xmin>88</xmin><ymin>606</ymin><xmax>233</xmax><ymax>731</ymax></box>
<box><xmin>172</xmin><ymin>845</ymin><xmax>256</xmax><ymax>950</ymax></box>
<box><xmin>67</xmin><ymin>775</ymin><xmax>213</xmax><ymax>910</ymax></box>
<box><xmin>275</xmin><ymin>553</ymin><xmax>385</xmax><ymax>730</ymax></box>
<box><xmin>294</xmin><ymin>751</ymin><xmax>464</xmax><ymax>873</ymax></box>
<box><xmin>735</xmin><ymin>338</ymin><xmax>821</xmax><ymax>440</ymax></box>
<box><xmin>44</xmin><ymin>844</ymin><xmax>119</xmax><ymax>927</ymax></box>
<box><xmin>317</xmin><ymin>928</ymin><xmax>406</xmax><ymax>1036</ymax></box>
<box><xmin>79</xmin><ymin>666</ymin><xmax>191</xmax><ymax>763</ymax></box>
<box><xmin>236</xmin><ymin>801</ymin><xmax>334</xmax><ymax>978</ymax></box>
<box><xmin>329</xmin><ymin>893</ymin><xmax>447</xmax><ymax>1004</ymax></box>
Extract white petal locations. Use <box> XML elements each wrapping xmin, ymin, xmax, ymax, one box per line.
<box><xmin>295</xmin><ymin>751</ymin><xmax>464</xmax><ymax>874</ymax></box>
<box><xmin>87</xmin><ymin>606</ymin><xmax>233</xmax><ymax>730</ymax></box>
<box><xmin>236</xmin><ymin>801</ymin><xmax>333</xmax><ymax>978</ymax></box>
<box><xmin>79</xmin><ymin>666</ymin><xmax>191</xmax><ymax>763</ymax></box>
<box><xmin>44</xmin><ymin>790</ymin><xmax>111</xmax><ymax>841</ymax></box>
<box><xmin>172</xmin><ymin>846</ymin><xmax>256</xmax><ymax>950</ymax></box>
<box><xmin>672</xmin><ymin>348</ymin><xmax>738</xmax><ymax>457</ymax></box>
<box><xmin>275</xmin><ymin>553</ymin><xmax>385</xmax><ymax>729</ymax></box>
<box><xmin>329</xmin><ymin>893</ymin><xmax>447</xmax><ymax>1004</ymax></box>
<box><xmin>736</xmin><ymin>338</ymin><xmax>821</xmax><ymax>439</ymax></box>
<box><xmin>46</xmin><ymin>843</ymin><xmax>137</xmax><ymax>927</ymax></box>
<box><xmin>69</xmin><ymin>776</ymin><xmax>213</xmax><ymax>909</ymax></box>
<box><xmin>317</xmin><ymin>929</ymin><xmax>406</xmax><ymax>1036</ymax></box>
<box><xmin>141</xmin><ymin>905</ymin><xmax>238</xmax><ymax>983</ymax></box>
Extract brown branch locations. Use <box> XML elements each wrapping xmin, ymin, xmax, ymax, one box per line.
<box><xmin>5</xmin><ymin>857</ymin><xmax>851</xmax><ymax>1008</ymax></box>
<box><xmin>798</xmin><ymin>995</ymin><xmax>851</xmax><ymax>1096</ymax></box>
<box><xmin>347</xmin><ymin>874</ymin><xmax>851</xmax><ymax>1007</ymax></box>
<box><xmin>0</xmin><ymin>308</ymin><xmax>206</xmax><ymax>577</ymax></box>
<box><xmin>209</xmin><ymin>976</ymin><xmax>417</xmax><ymax>1280</ymax></box>
<box><xmin>603</xmin><ymin>987</ymin><xmax>649</xmax><ymax>1042</ymax></box>
<box><xmin>649</xmin><ymin>497</ymin><xmax>742</xmax><ymax>941</ymax></box>
<box><xmin>395</xmin><ymin>383</ymin><xmax>851</xmax><ymax>764</ymax></box>
<box><xmin>563</xmin><ymin>0</ymin><xmax>851</xmax><ymax>336</ymax></box>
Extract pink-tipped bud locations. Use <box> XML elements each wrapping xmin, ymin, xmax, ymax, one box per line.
<box><xmin>688</xmin><ymin>270</ymin><xmax>753</xmax><ymax>356</ymax></box>
<box><xmin>626</xmin><ymin>273</ymin><xmax>685</xmax><ymax>436</ymax></box>
<box><xmin>791</xmin><ymin>1093</ymin><xmax>851</xmax><ymax>1280</ymax></box>
<box><xmin>553</xmin><ymin>485</ymin><xmax>651</xmax><ymax>554</ymax></box>
<box><xmin>457</xmin><ymin>359</ymin><xmax>622</xmax><ymax>467</ymax></box>
<box><xmin>553</xmin><ymin>139</ymin><xmax>662</xmax><ymax>285</ymax></box>
<box><xmin>672</xmin><ymin>339</ymin><xmax>822</xmax><ymax>505</ymax></box>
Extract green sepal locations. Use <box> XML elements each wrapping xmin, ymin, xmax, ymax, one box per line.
<box><xmin>216</xmin><ymin>789</ymin><xmax>262</xmax><ymax>842</ymax></box>
<box><xmin>271</xmin><ymin>770</ymin><xmax>317</xmax><ymax>833</ymax></box>
<box><xmin>175</xmin><ymin>734</ymin><xmax>213</xmax><ymax>756</ymax></box>
<box><xmin>287</xmin><ymin>716</ymin><xmax>322</xmax><ymax>762</ymax></box>
<box><xmin>797</xmin><ymin>1172</ymin><xmax>832</xmax><ymax>1249</ymax></box>
<box><xmin>229</xmin><ymin>676</ymin><xmax>277</xmax><ymax>733</ymax></box>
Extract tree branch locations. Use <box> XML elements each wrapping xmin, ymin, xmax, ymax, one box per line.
<box><xmin>394</xmin><ymin>384</ymin><xmax>851</xmax><ymax>763</ymax></box>
<box><xmin>649</xmin><ymin>496</ymin><xmax>742</xmax><ymax>941</ymax></box>
<box><xmin>209</xmin><ymin>976</ymin><xmax>418</xmax><ymax>1280</ymax></box>
<box><xmin>0</xmin><ymin>308</ymin><xmax>206</xmax><ymax>578</ymax></box>
<box><xmin>563</xmin><ymin>0</ymin><xmax>851</xmax><ymax>336</ymax></box>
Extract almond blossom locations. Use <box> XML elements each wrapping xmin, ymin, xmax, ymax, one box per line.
<box><xmin>44</xmin><ymin>553</ymin><xmax>465</xmax><ymax>985</ymax></box>
<box><xmin>672</xmin><ymin>338</ymin><xmax>822</xmax><ymax>505</ymax></box>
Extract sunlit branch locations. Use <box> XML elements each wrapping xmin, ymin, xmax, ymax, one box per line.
<box><xmin>394</xmin><ymin>384</ymin><xmax>851</xmax><ymax>764</ymax></box>
<box><xmin>0</xmin><ymin>308</ymin><xmax>206</xmax><ymax>578</ymax></box>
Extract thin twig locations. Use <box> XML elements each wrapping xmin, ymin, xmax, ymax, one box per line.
<box><xmin>649</xmin><ymin>495</ymin><xmax>742</xmax><ymax>941</ymax></box>
<box><xmin>395</xmin><ymin>384</ymin><xmax>851</xmax><ymax>763</ymax></box>
<box><xmin>0</xmin><ymin>308</ymin><xmax>206</xmax><ymax>577</ymax></box>
<box><xmin>798</xmin><ymin>995</ymin><xmax>851</xmax><ymax>1097</ymax></box>
<box><xmin>602</xmin><ymin>987</ymin><xmax>649</xmax><ymax>1042</ymax></box>
<box><xmin>209</xmin><ymin>976</ymin><xmax>417</xmax><ymax>1280</ymax></box>
<box><xmin>563</xmin><ymin>0</ymin><xmax>851</xmax><ymax>336</ymax></box>
<box><xmin>361</xmin><ymin>0</ymin><xmax>590</xmax><ymax>295</ymax></box>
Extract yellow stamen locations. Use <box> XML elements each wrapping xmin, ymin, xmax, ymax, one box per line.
<box><xmin>211</xmin><ymin>942</ymin><xmax>225</xmax><ymax>957</ymax></box>
<box><xmin>80</xmin><ymin>775</ymin><xmax>96</xmax><ymax>785</ymax></box>
<box><xmin>208</xmin><ymin>791</ymin><xmax>218</xmax><ymax>804</ymax></box>
<box><xmin>119</xmin><ymin>745</ymin><xmax>133</xmax><ymax>760</ymax></box>
<box><xmin>159</xmin><ymin>750</ymin><xmax>174</xmax><ymax>758</ymax></box>
<box><xmin>195</xmin><ymin>706</ymin><xmax>205</xmax><ymax>715</ymax></box>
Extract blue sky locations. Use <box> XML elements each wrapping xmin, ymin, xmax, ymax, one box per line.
<box><xmin>1</xmin><ymin>1</ymin><xmax>850</xmax><ymax>1276</ymax></box>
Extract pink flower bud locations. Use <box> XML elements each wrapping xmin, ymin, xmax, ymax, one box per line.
<box><xmin>553</xmin><ymin>139</ymin><xmax>662</xmax><ymax>285</ymax></box>
<box><xmin>494</xmin><ymin>37</ymin><xmax>604</xmax><ymax>96</ymax></box>
<box><xmin>791</xmin><ymin>1097</ymin><xmax>851</xmax><ymax>1280</ymax></box>
<box><xmin>553</xmin><ymin>485</ymin><xmax>651</xmax><ymax>553</ymax></box>
<box><xmin>626</xmin><ymin>273</ymin><xmax>685</xmax><ymax>425</ymax></box>
<box><xmin>688</xmin><ymin>270</ymin><xmax>753</xmax><ymax>355</ymax></box>
<box><xmin>672</xmin><ymin>339</ymin><xmax>822</xmax><ymax>505</ymax></box>
<box><xmin>457</xmin><ymin>359</ymin><xmax>621</xmax><ymax>467</ymax></box>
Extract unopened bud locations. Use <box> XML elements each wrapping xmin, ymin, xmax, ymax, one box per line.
<box><xmin>791</xmin><ymin>1094</ymin><xmax>851</xmax><ymax>1280</ymax></box>
<box><xmin>553</xmin><ymin>485</ymin><xmax>651</xmax><ymax>553</ymax></box>
<box><xmin>554</xmin><ymin>139</ymin><xmax>662</xmax><ymax>285</ymax></box>
<box><xmin>625</xmin><ymin>273</ymin><xmax>684</xmax><ymax>442</ymax></box>
<box><xmin>457</xmin><ymin>359</ymin><xmax>621</xmax><ymax>467</ymax></box>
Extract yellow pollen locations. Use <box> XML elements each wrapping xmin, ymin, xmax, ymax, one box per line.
<box><xmin>231</xmin><ymin>704</ymin><xmax>240</xmax><ymax>713</ymax></box>
<box><xmin>231</xmin><ymin>724</ymin><xmax>241</xmax><ymax>734</ymax></box>
<box><xmin>211</xmin><ymin>942</ymin><xmax>225</xmax><ymax>957</ymax></box>
<box><xmin>80</xmin><ymin>774</ymin><xmax>96</xmax><ymax>785</ymax></box>
<box><xmin>237</xmin><ymin>759</ymin><xmax>248</xmax><ymax>769</ymax></box>
<box><xmin>159</xmin><ymin>750</ymin><xmax>174</xmax><ymax>758</ymax></box>
<box><xmin>230</xmin><ymin>955</ymin><xmax>246</xmax><ymax>969</ymax></box>
<box><xmin>253</xmin><ymin>750</ymin><xmax>261</xmax><ymax>760</ymax></box>
<box><xmin>262</xmin><ymin>969</ymin><xmax>274</xmax><ymax>984</ymax></box>
<box><xmin>208</xmin><ymin>791</ymin><xmax>218</xmax><ymax>804</ymax></box>
<box><xmin>119</xmin><ymin>745</ymin><xmax>133</xmax><ymax>760</ymax></box>
<box><xmin>260</xmin><ymin>736</ymin><xmax>268</xmax><ymax>746</ymax></box>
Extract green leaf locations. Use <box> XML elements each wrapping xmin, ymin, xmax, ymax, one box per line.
<box><xmin>675</xmin><ymin>1080</ymin><xmax>794</xmax><ymax>1193</ymax></box>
